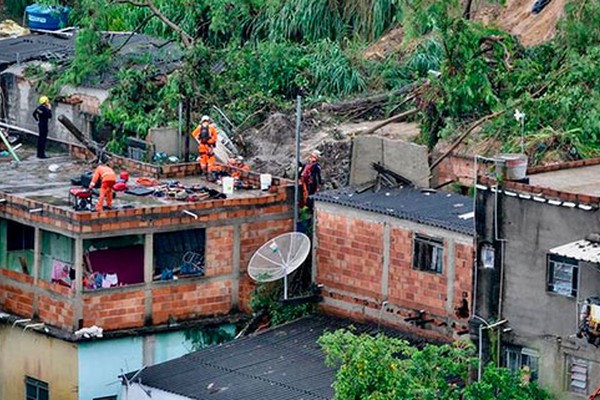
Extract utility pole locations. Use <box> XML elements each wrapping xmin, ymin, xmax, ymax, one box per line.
<box><xmin>293</xmin><ymin>95</ymin><xmax>302</xmax><ymax>231</ymax></box>
<box><xmin>184</xmin><ymin>96</ymin><xmax>191</xmax><ymax>162</ymax></box>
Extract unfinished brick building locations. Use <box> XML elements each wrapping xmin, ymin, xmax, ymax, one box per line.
<box><xmin>0</xmin><ymin>150</ymin><xmax>293</xmax><ymax>331</ymax></box>
<box><xmin>0</xmin><ymin>149</ymin><xmax>293</xmax><ymax>399</ymax></box>
<box><xmin>313</xmin><ymin>186</ymin><xmax>474</xmax><ymax>340</ymax></box>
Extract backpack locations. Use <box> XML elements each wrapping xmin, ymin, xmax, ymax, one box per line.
<box><xmin>199</xmin><ymin>124</ymin><xmax>210</xmax><ymax>143</ymax></box>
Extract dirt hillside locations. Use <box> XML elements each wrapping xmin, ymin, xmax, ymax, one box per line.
<box><xmin>498</xmin><ymin>0</ymin><xmax>567</xmax><ymax>46</ymax></box>
<box><xmin>474</xmin><ymin>0</ymin><xmax>567</xmax><ymax>47</ymax></box>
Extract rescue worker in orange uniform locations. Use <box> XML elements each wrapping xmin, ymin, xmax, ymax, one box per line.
<box><xmin>228</xmin><ymin>156</ymin><xmax>251</xmax><ymax>188</ymax></box>
<box><xmin>191</xmin><ymin>115</ymin><xmax>218</xmax><ymax>173</ymax></box>
<box><xmin>89</xmin><ymin>164</ymin><xmax>116</xmax><ymax>212</ymax></box>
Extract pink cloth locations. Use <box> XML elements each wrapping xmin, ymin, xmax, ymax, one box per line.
<box><xmin>52</xmin><ymin>260</ymin><xmax>69</xmax><ymax>282</ymax></box>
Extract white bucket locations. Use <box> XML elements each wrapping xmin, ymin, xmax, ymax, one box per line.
<box><xmin>260</xmin><ymin>174</ymin><xmax>272</xmax><ymax>191</ymax></box>
<box><xmin>222</xmin><ymin>177</ymin><xmax>234</xmax><ymax>194</ymax></box>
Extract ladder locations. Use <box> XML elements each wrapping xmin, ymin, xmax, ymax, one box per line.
<box><xmin>0</xmin><ymin>128</ymin><xmax>21</xmax><ymax>162</ymax></box>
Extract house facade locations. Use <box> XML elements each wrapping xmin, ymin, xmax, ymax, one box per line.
<box><xmin>313</xmin><ymin>186</ymin><xmax>474</xmax><ymax>340</ymax></box>
<box><xmin>0</xmin><ymin>151</ymin><xmax>294</xmax><ymax>399</ymax></box>
<box><xmin>475</xmin><ymin>158</ymin><xmax>600</xmax><ymax>398</ymax></box>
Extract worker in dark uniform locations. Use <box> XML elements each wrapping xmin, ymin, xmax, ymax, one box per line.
<box><xmin>300</xmin><ymin>150</ymin><xmax>323</xmax><ymax>210</ymax></box>
<box><xmin>32</xmin><ymin>96</ymin><xmax>52</xmax><ymax>159</ymax></box>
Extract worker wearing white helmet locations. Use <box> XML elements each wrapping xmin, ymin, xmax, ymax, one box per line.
<box><xmin>191</xmin><ymin>115</ymin><xmax>218</xmax><ymax>173</ymax></box>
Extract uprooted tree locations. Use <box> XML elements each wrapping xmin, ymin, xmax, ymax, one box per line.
<box><xmin>30</xmin><ymin>0</ymin><xmax>600</xmax><ymax>165</ymax></box>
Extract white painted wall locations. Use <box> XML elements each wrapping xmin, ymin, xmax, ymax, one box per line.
<box><xmin>122</xmin><ymin>383</ymin><xmax>192</xmax><ymax>400</ymax></box>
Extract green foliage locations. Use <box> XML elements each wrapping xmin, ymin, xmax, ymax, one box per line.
<box><xmin>183</xmin><ymin>323</ymin><xmax>241</xmax><ymax>352</ymax></box>
<box><xmin>250</xmin><ymin>281</ymin><xmax>313</xmax><ymax>326</ymax></box>
<box><xmin>307</xmin><ymin>40</ymin><xmax>367</xmax><ymax>97</ymax></box>
<box><xmin>319</xmin><ymin>329</ymin><xmax>552</xmax><ymax>400</ymax></box>
<box><xmin>5</xmin><ymin>0</ymin><xmax>29</xmax><ymax>19</ymax></box>
<box><xmin>464</xmin><ymin>366</ymin><xmax>552</xmax><ymax>400</ymax></box>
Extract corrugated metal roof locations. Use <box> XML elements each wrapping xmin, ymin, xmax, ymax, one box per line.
<box><xmin>313</xmin><ymin>186</ymin><xmax>474</xmax><ymax>236</ymax></box>
<box><xmin>127</xmin><ymin>314</ymin><xmax>439</xmax><ymax>400</ymax></box>
<box><xmin>550</xmin><ymin>239</ymin><xmax>600</xmax><ymax>263</ymax></box>
<box><xmin>0</xmin><ymin>32</ymin><xmax>182</xmax><ymax>89</ymax></box>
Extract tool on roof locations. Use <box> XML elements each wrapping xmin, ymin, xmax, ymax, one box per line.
<box><xmin>0</xmin><ymin>128</ymin><xmax>21</xmax><ymax>162</ymax></box>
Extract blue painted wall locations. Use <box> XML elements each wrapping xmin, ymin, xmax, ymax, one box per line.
<box><xmin>154</xmin><ymin>331</ymin><xmax>191</xmax><ymax>364</ymax></box>
<box><xmin>79</xmin><ymin>336</ymin><xmax>143</xmax><ymax>400</ymax></box>
<box><xmin>78</xmin><ymin>331</ymin><xmax>195</xmax><ymax>400</ymax></box>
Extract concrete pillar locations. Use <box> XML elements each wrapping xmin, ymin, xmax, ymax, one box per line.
<box><xmin>381</xmin><ymin>222</ymin><xmax>390</xmax><ymax>300</ymax></box>
<box><xmin>445</xmin><ymin>239</ymin><xmax>456</xmax><ymax>315</ymax></box>
<box><xmin>144</xmin><ymin>233</ymin><xmax>154</xmax><ymax>284</ymax></box>
<box><xmin>144</xmin><ymin>233</ymin><xmax>154</xmax><ymax>324</ymax></box>
<box><xmin>232</xmin><ymin>225</ymin><xmax>240</xmax><ymax>308</ymax></box>
<box><xmin>32</xmin><ymin>227</ymin><xmax>41</xmax><ymax>283</ymax></box>
<box><xmin>32</xmin><ymin>227</ymin><xmax>41</xmax><ymax>317</ymax></box>
<box><xmin>73</xmin><ymin>237</ymin><xmax>84</xmax><ymax>330</ymax></box>
<box><xmin>311</xmin><ymin>213</ymin><xmax>318</xmax><ymax>283</ymax></box>
<box><xmin>74</xmin><ymin>237</ymin><xmax>83</xmax><ymax>294</ymax></box>
<box><xmin>143</xmin><ymin>335</ymin><xmax>156</xmax><ymax>367</ymax></box>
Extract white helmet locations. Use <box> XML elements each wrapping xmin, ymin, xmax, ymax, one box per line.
<box><xmin>201</xmin><ymin>115</ymin><xmax>210</xmax><ymax>122</ymax></box>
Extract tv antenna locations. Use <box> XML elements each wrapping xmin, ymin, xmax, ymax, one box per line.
<box><xmin>247</xmin><ymin>232</ymin><xmax>311</xmax><ymax>300</ymax></box>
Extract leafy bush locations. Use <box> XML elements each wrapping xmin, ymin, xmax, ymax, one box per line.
<box><xmin>319</xmin><ymin>329</ymin><xmax>552</xmax><ymax>400</ymax></box>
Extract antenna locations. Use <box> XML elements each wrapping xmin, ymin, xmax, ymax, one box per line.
<box><xmin>247</xmin><ymin>232</ymin><xmax>311</xmax><ymax>300</ymax></box>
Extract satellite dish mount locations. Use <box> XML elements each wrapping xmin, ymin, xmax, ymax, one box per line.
<box><xmin>247</xmin><ymin>232</ymin><xmax>311</xmax><ymax>300</ymax></box>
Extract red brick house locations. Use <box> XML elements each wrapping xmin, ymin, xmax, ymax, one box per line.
<box><xmin>313</xmin><ymin>185</ymin><xmax>474</xmax><ymax>340</ymax></box>
<box><xmin>0</xmin><ymin>149</ymin><xmax>293</xmax><ymax>332</ymax></box>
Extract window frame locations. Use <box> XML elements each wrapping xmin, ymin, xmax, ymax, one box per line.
<box><xmin>504</xmin><ymin>346</ymin><xmax>539</xmax><ymax>382</ymax></box>
<box><xmin>25</xmin><ymin>376</ymin><xmax>48</xmax><ymax>400</ymax></box>
<box><xmin>412</xmin><ymin>234</ymin><xmax>444</xmax><ymax>274</ymax></box>
<box><xmin>547</xmin><ymin>254</ymin><xmax>579</xmax><ymax>298</ymax></box>
<box><xmin>566</xmin><ymin>355</ymin><xmax>589</xmax><ymax>395</ymax></box>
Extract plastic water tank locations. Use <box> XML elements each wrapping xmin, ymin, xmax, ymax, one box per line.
<box><xmin>495</xmin><ymin>153</ymin><xmax>528</xmax><ymax>181</ymax></box>
<box><xmin>25</xmin><ymin>4</ymin><xmax>70</xmax><ymax>31</ymax></box>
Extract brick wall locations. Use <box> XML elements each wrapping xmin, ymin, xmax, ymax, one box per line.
<box><xmin>315</xmin><ymin>206</ymin><xmax>474</xmax><ymax>338</ymax></box>
<box><xmin>151</xmin><ymin>280</ymin><xmax>232</xmax><ymax>324</ymax></box>
<box><xmin>316</xmin><ymin>212</ymin><xmax>384</xmax><ymax>299</ymax></box>
<box><xmin>388</xmin><ymin>228</ymin><xmax>448</xmax><ymax>315</ymax></box>
<box><xmin>433</xmin><ymin>154</ymin><xmax>492</xmax><ymax>188</ymax></box>
<box><xmin>0</xmin><ymin>270</ymin><xmax>75</xmax><ymax>329</ymax></box>
<box><xmin>239</xmin><ymin>218</ymin><xmax>294</xmax><ymax>312</ymax></box>
<box><xmin>83</xmin><ymin>290</ymin><xmax>146</xmax><ymax>330</ymax></box>
<box><xmin>205</xmin><ymin>226</ymin><xmax>234</xmax><ymax>277</ymax></box>
<box><xmin>0</xmin><ymin>270</ymin><xmax>34</xmax><ymax>317</ymax></box>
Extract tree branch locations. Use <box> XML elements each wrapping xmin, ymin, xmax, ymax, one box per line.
<box><xmin>114</xmin><ymin>0</ymin><xmax>194</xmax><ymax>48</ymax></box>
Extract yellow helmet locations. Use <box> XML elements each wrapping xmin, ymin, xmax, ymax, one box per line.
<box><xmin>39</xmin><ymin>96</ymin><xmax>49</xmax><ymax>105</ymax></box>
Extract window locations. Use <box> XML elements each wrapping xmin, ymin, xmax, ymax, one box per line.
<box><xmin>25</xmin><ymin>376</ymin><xmax>48</xmax><ymax>400</ymax></box>
<box><xmin>413</xmin><ymin>234</ymin><xmax>444</xmax><ymax>273</ymax></box>
<box><xmin>567</xmin><ymin>356</ymin><xmax>589</xmax><ymax>394</ymax></box>
<box><xmin>547</xmin><ymin>255</ymin><xmax>578</xmax><ymax>297</ymax></box>
<box><xmin>505</xmin><ymin>347</ymin><xmax>539</xmax><ymax>382</ymax></box>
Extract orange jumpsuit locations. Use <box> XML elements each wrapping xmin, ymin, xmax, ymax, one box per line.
<box><xmin>191</xmin><ymin>122</ymin><xmax>218</xmax><ymax>172</ymax></box>
<box><xmin>90</xmin><ymin>165</ymin><xmax>116</xmax><ymax>212</ymax></box>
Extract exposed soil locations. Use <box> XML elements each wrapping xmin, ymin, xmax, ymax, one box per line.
<box><xmin>243</xmin><ymin>112</ymin><xmax>420</xmax><ymax>190</ymax></box>
<box><xmin>363</xmin><ymin>27</ymin><xmax>404</xmax><ymax>60</ymax></box>
<box><xmin>474</xmin><ymin>0</ymin><xmax>567</xmax><ymax>47</ymax></box>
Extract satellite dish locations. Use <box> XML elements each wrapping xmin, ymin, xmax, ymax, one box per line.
<box><xmin>247</xmin><ymin>232</ymin><xmax>311</xmax><ymax>299</ymax></box>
